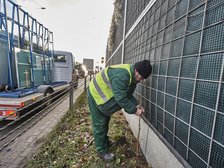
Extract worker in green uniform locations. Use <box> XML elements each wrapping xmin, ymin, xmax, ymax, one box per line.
<box><xmin>87</xmin><ymin>60</ymin><xmax>152</xmax><ymax>161</ymax></box>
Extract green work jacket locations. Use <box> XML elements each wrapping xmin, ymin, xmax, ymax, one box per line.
<box><xmin>88</xmin><ymin>64</ymin><xmax>139</xmax><ymax>116</ymax></box>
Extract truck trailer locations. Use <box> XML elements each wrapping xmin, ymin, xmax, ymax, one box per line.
<box><xmin>0</xmin><ymin>0</ymin><xmax>75</xmax><ymax>120</ymax></box>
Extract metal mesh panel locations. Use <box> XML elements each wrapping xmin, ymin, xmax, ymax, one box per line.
<box><xmin>152</xmin><ymin>21</ymin><xmax>159</xmax><ymax>36</ymax></box>
<box><xmin>170</xmin><ymin>38</ymin><xmax>184</xmax><ymax>57</ymax></box>
<box><xmin>180</xmin><ymin>56</ymin><xmax>198</xmax><ymax>78</ymax></box>
<box><xmin>164</xmin><ymin>128</ymin><xmax>174</xmax><ymax>144</ymax></box>
<box><xmin>157</xmin><ymin>122</ymin><xmax>163</xmax><ymax>134</ymax></box>
<box><xmin>213</xmin><ymin>113</ymin><xmax>224</xmax><ymax>145</ymax></box>
<box><xmin>178</xmin><ymin>79</ymin><xmax>194</xmax><ymax>101</ymax></box>
<box><xmin>154</xmin><ymin>7</ymin><xmax>161</xmax><ymax>22</ymax></box>
<box><xmin>158</xmin><ymin>14</ymin><xmax>166</xmax><ymax>31</ymax></box>
<box><xmin>183</xmin><ymin>31</ymin><xmax>201</xmax><ymax>56</ymax></box>
<box><xmin>159</xmin><ymin>60</ymin><xmax>167</xmax><ymax>75</ymax></box>
<box><xmin>167</xmin><ymin>58</ymin><xmax>180</xmax><ymax>76</ymax></box>
<box><xmin>168</xmin><ymin>0</ymin><xmax>176</xmax><ymax>9</ymax></box>
<box><xmin>218</xmin><ymin>84</ymin><xmax>224</xmax><ymax>113</ymax></box>
<box><xmin>164</xmin><ymin>25</ymin><xmax>173</xmax><ymax>43</ymax></box>
<box><xmin>202</xmin><ymin>23</ymin><xmax>224</xmax><ymax>53</ymax></box>
<box><xmin>166</xmin><ymin>7</ymin><xmax>175</xmax><ymax>26</ymax></box>
<box><xmin>189</xmin><ymin>129</ymin><xmax>210</xmax><ymax>162</ymax></box>
<box><xmin>186</xmin><ymin>5</ymin><xmax>204</xmax><ymax>33</ymax></box>
<box><xmin>159</xmin><ymin>61</ymin><xmax>167</xmax><ymax>75</ymax></box>
<box><xmin>175</xmin><ymin>0</ymin><xmax>188</xmax><ymax>20</ymax></box>
<box><xmin>151</xmin><ymin>89</ymin><xmax>156</xmax><ymax>103</ymax></box>
<box><xmin>160</xmin><ymin>0</ymin><xmax>168</xmax><ymax>16</ymax></box>
<box><xmin>156</xmin><ymin>30</ymin><xmax>164</xmax><ymax>46</ymax></box>
<box><xmin>176</xmin><ymin>99</ymin><xmax>191</xmax><ymax>123</ymax></box>
<box><xmin>175</xmin><ymin>119</ymin><xmax>189</xmax><ymax>144</ymax></box>
<box><xmin>165</xmin><ymin>95</ymin><xmax>175</xmax><ymax>114</ymax></box>
<box><xmin>157</xmin><ymin>107</ymin><xmax>164</xmax><ymax>123</ymax></box>
<box><xmin>189</xmin><ymin>0</ymin><xmax>204</xmax><ymax>11</ymax></box>
<box><xmin>172</xmin><ymin>17</ymin><xmax>186</xmax><ymax>39</ymax></box>
<box><xmin>188</xmin><ymin>150</ymin><xmax>207</xmax><ymax>168</ymax></box>
<box><xmin>194</xmin><ymin>81</ymin><xmax>218</xmax><ymax>110</ymax></box>
<box><xmin>158</xmin><ymin>77</ymin><xmax>165</xmax><ymax>91</ymax></box>
<box><xmin>165</xmin><ymin>112</ymin><xmax>174</xmax><ymax>132</ymax></box>
<box><xmin>210</xmin><ymin>142</ymin><xmax>224</xmax><ymax>168</ymax></box>
<box><xmin>166</xmin><ymin>77</ymin><xmax>177</xmax><ymax>96</ymax></box>
<box><xmin>155</xmin><ymin>46</ymin><xmax>162</xmax><ymax>60</ymax></box>
<box><xmin>157</xmin><ymin>92</ymin><xmax>164</xmax><ymax>108</ymax></box>
<box><xmin>152</xmin><ymin>61</ymin><xmax>159</xmax><ymax>75</ymax></box>
<box><xmin>151</xmin><ymin>102</ymin><xmax>156</xmax><ymax>118</ymax></box>
<box><xmin>161</xmin><ymin>43</ymin><xmax>170</xmax><ymax>59</ymax></box>
<box><xmin>151</xmin><ymin>35</ymin><xmax>157</xmax><ymax>49</ymax></box>
<box><xmin>198</xmin><ymin>53</ymin><xmax>223</xmax><ymax>81</ymax></box>
<box><xmin>174</xmin><ymin>138</ymin><xmax>187</xmax><ymax>159</ymax></box>
<box><xmin>192</xmin><ymin>105</ymin><xmax>214</xmax><ymax>136</ymax></box>
<box><xmin>205</xmin><ymin>0</ymin><xmax>224</xmax><ymax>26</ymax></box>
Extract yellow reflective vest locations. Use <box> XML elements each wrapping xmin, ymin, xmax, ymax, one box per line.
<box><xmin>89</xmin><ymin>64</ymin><xmax>132</xmax><ymax>105</ymax></box>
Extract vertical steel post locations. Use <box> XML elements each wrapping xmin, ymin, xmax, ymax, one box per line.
<box><xmin>69</xmin><ymin>84</ymin><xmax>73</xmax><ymax>110</ymax></box>
<box><xmin>84</xmin><ymin>76</ymin><xmax>87</xmax><ymax>90</ymax></box>
<box><xmin>3</xmin><ymin>0</ymin><xmax>13</xmax><ymax>89</ymax></box>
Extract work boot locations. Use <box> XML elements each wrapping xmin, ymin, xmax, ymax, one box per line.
<box><xmin>99</xmin><ymin>152</ymin><xmax>115</xmax><ymax>162</ymax></box>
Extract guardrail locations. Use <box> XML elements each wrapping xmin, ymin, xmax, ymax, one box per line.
<box><xmin>0</xmin><ymin>75</ymin><xmax>92</xmax><ymax>151</ymax></box>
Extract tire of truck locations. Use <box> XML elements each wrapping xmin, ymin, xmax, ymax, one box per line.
<box><xmin>36</xmin><ymin>85</ymin><xmax>54</xmax><ymax>107</ymax></box>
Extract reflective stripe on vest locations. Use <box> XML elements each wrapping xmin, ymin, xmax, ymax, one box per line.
<box><xmin>89</xmin><ymin>64</ymin><xmax>132</xmax><ymax>105</ymax></box>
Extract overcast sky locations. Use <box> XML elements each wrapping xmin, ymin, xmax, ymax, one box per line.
<box><xmin>15</xmin><ymin>0</ymin><xmax>114</xmax><ymax>65</ymax></box>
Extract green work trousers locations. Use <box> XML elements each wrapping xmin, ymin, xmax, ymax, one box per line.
<box><xmin>87</xmin><ymin>90</ymin><xmax>111</xmax><ymax>153</ymax></box>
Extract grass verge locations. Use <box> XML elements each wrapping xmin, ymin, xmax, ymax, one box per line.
<box><xmin>26</xmin><ymin>91</ymin><xmax>150</xmax><ymax>168</ymax></box>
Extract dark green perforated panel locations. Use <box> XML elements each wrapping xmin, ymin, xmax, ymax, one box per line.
<box><xmin>167</xmin><ymin>59</ymin><xmax>180</xmax><ymax>76</ymax></box>
<box><xmin>210</xmin><ymin>142</ymin><xmax>224</xmax><ymax>168</ymax></box>
<box><xmin>157</xmin><ymin>92</ymin><xmax>164</xmax><ymax>108</ymax></box>
<box><xmin>202</xmin><ymin>23</ymin><xmax>224</xmax><ymax>53</ymax></box>
<box><xmin>165</xmin><ymin>95</ymin><xmax>175</xmax><ymax>114</ymax></box>
<box><xmin>192</xmin><ymin>105</ymin><xmax>214</xmax><ymax>136</ymax></box>
<box><xmin>159</xmin><ymin>60</ymin><xmax>167</xmax><ymax>75</ymax></box>
<box><xmin>189</xmin><ymin>129</ymin><xmax>210</xmax><ymax>162</ymax></box>
<box><xmin>194</xmin><ymin>81</ymin><xmax>218</xmax><ymax>109</ymax></box>
<box><xmin>188</xmin><ymin>150</ymin><xmax>207</xmax><ymax>168</ymax></box>
<box><xmin>166</xmin><ymin>77</ymin><xmax>177</xmax><ymax>96</ymax></box>
<box><xmin>164</xmin><ymin>128</ymin><xmax>173</xmax><ymax>144</ymax></box>
<box><xmin>165</xmin><ymin>112</ymin><xmax>174</xmax><ymax>132</ymax></box>
<box><xmin>157</xmin><ymin>107</ymin><xmax>164</xmax><ymax>123</ymax></box>
<box><xmin>176</xmin><ymin>99</ymin><xmax>191</xmax><ymax>123</ymax></box>
<box><xmin>175</xmin><ymin>119</ymin><xmax>189</xmax><ymax>144</ymax></box>
<box><xmin>186</xmin><ymin>5</ymin><xmax>204</xmax><ymax>33</ymax></box>
<box><xmin>218</xmin><ymin>84</ymin><xmax>224</xmax><ymax>113</ymax></box>
<box><xmin>172</xmin><ymin>17</ymin><xmax>186</xmax><ymax>39</ymax></box>
<box><xmin>175</xmin><ymin>0</ymin><xmax>188</xmax><ymax>20</ymax></box>
<box><xmin>178</xmin><ymin>79</ymin><xmax>194</xmax><ymax>101</ymax></box>
<box><xmin>213</xmin><ymin>113</ymin><xmax>224</xmax><ymax>145</ymax></box>
<box><xmin>205</xmin><ymin>0</ymin><xmax>224</xmax><ymax>26</ymax></box>
<box><xmin>161</xmin><ymin>43</ymin><xmax>170</xmax><ymax>59</ymax></box>
<box><xmin>170</xmin><ymin>38</ymin><xmax>184</xmax><ymax>57</ymax></box>
<box><xmin>158</xmin><ymin>77</ymin><xmax>165</xmax><ymax>91</ymax></box>
<box><xmin>183</xmin><ymin>31</ymin><xmax>201</xmax><ymax>56</ymax></box>
<box><xmin>164</xmin><ymin>25</ymin><xmax>173</xmax><ymax>43</ymax></box>
<box><xmin>180</xmin><ymin>56</ymin><xmax>198</xmax><ymax>78</ymax></box>
<box><xmin>198</xmin><ymin>54</ymin><xmax>223</xmax><ymax>81</ymax></box>
<box><xmin>151</xmin><ymin>89</ymin><xmax>156</xmax><ymax>103</ymax></box>
<box><xmin>189</xmin><ymin>0</ymin><xmax>204</xmax><ymax>11</ymax></box>
<box><xmin>174</xmin><ymin>138</ymin><xmax>187</xmax><ymax>159</ymax></box>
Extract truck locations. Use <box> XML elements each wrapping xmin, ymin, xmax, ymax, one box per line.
<box><xmin>0</xmin><ymin>0</ymin><xmax>76</xmax><ymax>120</ymax></box>
<box><xmin>83</xmin><ymin>58</ymin><xmax>94</xmax><ymax>75</ymax></box>
<box><xmin>53</xmin><ymin>51</ymin><xmax>79</xmax><ymax>88</ymax></box>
